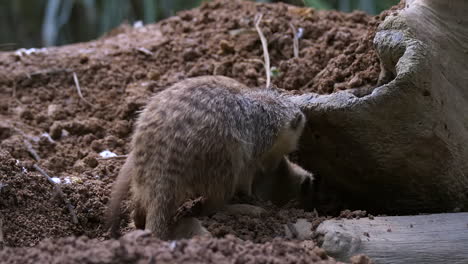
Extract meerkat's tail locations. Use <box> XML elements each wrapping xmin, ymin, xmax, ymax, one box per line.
<box><xmin>105</xmin><ymin>153</ymin><xmax>134</xmax><ymax>238</ymax></box>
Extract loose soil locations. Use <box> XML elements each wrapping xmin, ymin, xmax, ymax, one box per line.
<box><xmin>0</xmin><ymin>0</ymin><xmax>400</xmax><ymax>262</ymax></box>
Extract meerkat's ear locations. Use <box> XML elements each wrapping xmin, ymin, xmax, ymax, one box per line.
<box><xmin>290</xmin><ymin>113</ymin><xmax>303</xmax><ymax>130</ymax></box>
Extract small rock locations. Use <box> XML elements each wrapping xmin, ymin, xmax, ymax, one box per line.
<box><xmin>219</xmin><ymin>39</ymin><xmax>235</xmax><ymax>54</ymax></box>
<box><xmin>99</xmin><ymin>150</ymin><xmax>117</xmax><ymax>158</ymax></box>
<box><xmin>284</xmin><ymin>218</ymin><xmax>313</xmax><ymax>240</ymax></box>
<box><xmin>350</xmin><ymin>254</ymin><xmax>374</xmax><ymax>264</ymax></box>
<box><xmin>83</xmin><ymin>155</ymin><xmax>98</xmax><ymax>168</ymax></box>
<box><xmin>19</xmin><ymin>108</ymin><xmax>33</xmax><ymax>120</ymax></box>
<box><xmin>0</xmin><ymin>125</ymin><xmax>12</xmax><ymax>141</ymax></box>
<box><xmin>91</xmin><ymin>140</ymin><xmax>104</xmax><ymax>152</ymax></box>
<box><xmin>50</xmin><ymin>177</ymin><xmax>61</xmax><ymax>184</ymax></box>
<box><xmin>47</xmin><ymin>104</ymin><xmax>67</xmax><ymax>120</ymax></box>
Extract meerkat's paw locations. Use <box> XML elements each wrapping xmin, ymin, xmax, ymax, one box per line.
<box><xmin>223</xmin><ymin>204</ymin><xmax>267</xmax><ymax>217</ymax></box>
<box><xmin>171</xmin><ymin>217</ymin><xmax>211</xmax><ymax>240</ymax></box>
<box><xmin>128</xmin><ymin>220</ymin><xmax>136</xmax><ymax>229</ymax></box>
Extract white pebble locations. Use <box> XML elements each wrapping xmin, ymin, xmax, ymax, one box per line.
<box><xmin>51</xmin><ymin>177</ymin><xmax>61</xmax><ymax>184</ymax></box>
<box><xmin>99</xmin><ymin>150</ymin><xmax>117</xmax><ymax>158</ymax></box>
<box><xmin>15</xmin><ymin>48</ymin><xmax>47</xmax><ymax>57</ymax></box>
<box><xmin>133</xmin><ymin>21</ymin><xmax>144</xmax><ymax>28</ymax></box>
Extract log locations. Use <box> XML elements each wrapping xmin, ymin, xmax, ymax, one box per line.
<box><xmin>289</xmin><ymin>0</ymin><xmax>468</xmax><ymax>213</ymax></box>
<box><xmin>316</xmin><ymin>213</ymin><xmax>468</xmax><ymax>264</ymax></box>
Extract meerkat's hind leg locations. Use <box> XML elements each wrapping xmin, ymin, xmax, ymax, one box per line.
<box><xmin>132</xmin><ymin>199</ymin><xmax>146</xmax><ymax>230</ymax></box>
<box><xmin>144</xmin><ymin>192</ymin><xmax>175</xmax><ymax>240</ymax></box>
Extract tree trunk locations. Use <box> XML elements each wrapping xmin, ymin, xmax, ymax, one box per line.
<box><xmin>291</xmin><ymin>0</ymin><xmax>468</xmax><ymax>214</ymax></box>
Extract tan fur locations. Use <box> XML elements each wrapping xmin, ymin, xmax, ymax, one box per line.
<box><xmin>107</xmin><ymin>76</ymin><xmax>306</xmax><ymax>240</ymax></box>
<box><xmin>105</xmin><ymin>154</ymin><xmax>135</xmax><ymax>238</ymax></box>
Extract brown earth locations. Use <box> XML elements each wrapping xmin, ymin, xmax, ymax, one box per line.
<box><xmin>0</xmin><ymin>0</ymin><xmax>400</xmax><ymax>262</ymax></box>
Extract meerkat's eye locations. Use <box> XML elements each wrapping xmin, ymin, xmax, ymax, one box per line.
<box><xmin>290</xmin><ymin>113</ymin><xmax>303</xmax><ymax>130</ymax></box>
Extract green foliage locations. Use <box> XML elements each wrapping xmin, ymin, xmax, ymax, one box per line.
<box><xmin>301</xmin><ymin>0</ymin><xmax>400</xmax><ymax>14</ymax></box>
<box><xmin>0</xmin><ymin>0</ymin><xmax>400</xmax><ymax>49</ymax></box>
<box><xmin>270</xmin><ymin>67</ymin><xmax>281</xmax><ymax>78</ymax></box>
<box><xmin>303</xmin><ymin>0</ymin><xmax>332</xmax><ymax>10</ymax></box>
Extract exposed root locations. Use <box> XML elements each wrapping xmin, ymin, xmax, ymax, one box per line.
<box><xmin>173</xmin><ymin>196</ymin><xmax>206</xmax><ymax>223</ymax></box>
<box><xmin>299</xmin><ymin>78</ymin><xmax>314</xmax><ymax>90</ymax></box>
<box><xmin>33</xmin><ymin>164</ymin><xmax>79</xmax><ymax>225</ymax></box>
<box><xmin>289</xmin><ymin>23</ymin><xmax>299</xmax><ymax>58</ymax></box>
<box><xmin>72</xmin><ymin>72</ymin><xmax>94</xmax><ymax>108</ymax></box>
<box><xmin>254</xmin><ymin>14</ymin><xmax>271</xmax><ymax>89</ymax></box>
<box><xmin>23</xmin><ymin>139</ymin><xmax>41</xmax><ymax>161</ymax></box>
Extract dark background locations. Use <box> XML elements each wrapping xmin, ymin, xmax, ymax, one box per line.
<box><xmin>0</xmin><ymin>0</ymin><xmax>399</xmax><ymax>50</ymax></box>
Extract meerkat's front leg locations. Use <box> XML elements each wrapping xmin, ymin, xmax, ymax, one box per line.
<box><xmin>221</xmin><ymin>168</ymin><xmax>267</xmax><ymax>217</ymax></box>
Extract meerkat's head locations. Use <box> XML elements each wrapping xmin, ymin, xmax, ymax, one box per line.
<box><xmin>260</xmin><ymin>106</ymin><xmax>306</xmax><ymax>171</ymax></box>
<box><xmin>246</xmin><ymin>88</ymin><xmax>307</xmax><ymax>170</ymax></box>
<box><xmin>279</xmin><ymin>110</ymin><xmax>306</xmax><ymax>153</ymax></box>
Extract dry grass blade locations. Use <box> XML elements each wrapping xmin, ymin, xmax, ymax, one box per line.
<box><xmin>72</xmin><ymin>72</ymin><xmax>94</xmax><ymax>108</ymax></box>
<box><xmin>289</xmin><ymin>23</ymin><xmax>299</xmax><ymax>58</ymax></box>
<box><xmin>136</xmin><ymin>47</ymin><xmax>154</xmax><ymax>56</ymax></box>
<box><xmin>23</xmin><ymin>139</ymin><xmax>41</xmax><ymax>161</ymax></box>
<box><xmin>254</xmin><ymin>13</ymin><xmax>271</xmax><ymax>89</ymax></box>
<box><xmin>33</xmin><ymin>164</ymin><xmax>79</xmax><ymax>225</ymax></box>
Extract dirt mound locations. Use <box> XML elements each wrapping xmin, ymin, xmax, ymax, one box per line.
<box><xmin>0</xmin><ymin>231</ymin><xmax>340</xmax><ymax>264</ymax></box>
<box><xmin>0</xmin><ymin>0</ymin><xmax>397</xmax><ymax>262</ymax></box>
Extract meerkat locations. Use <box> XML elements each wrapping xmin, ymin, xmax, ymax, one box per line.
<box><xmin>107</xmin><ymin>75</ymin><xmax>307</xmax><ymax>240</ymax></box>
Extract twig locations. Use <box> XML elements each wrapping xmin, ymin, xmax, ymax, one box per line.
<box><xmin>289</xmin><ymin>23</ymin><xmax>299</xmax><ymax>58</ymax></box>
<box><xmin>173</xmin><ymin>196</ymin><xmax>206</xmax><ymax>222</ymax></box>
<box><xmin>136</xmin><ymin>47</ymin><xmax>154</xmax><ymax>56</ymax></box>
<box><xmin>72</xmin><ymin>72</ymin><xmax>94</xmax><ymax>108</ymax></box>
<box><xmin>242</xmin><ymin>58</ymin><xmax>265</xmax><ymax>66</ymax></box>
<box><xmin>33</xmin><ymin>164</ymin><xmax>79</xmax><ymax>225</ymax></box>
<box><xmin>254</xmin><ymin>14</ymin><xmax>271</xmax><ymax>89</ymax></box>
<box><xmin>299</xmin><ymin>78</ymin><xmax>314</xmax><ymax>91</ymax></box>
<box><xmin>97</xmin><ymin>155</ymin><xmax>129</xmax><ymax>160</ymax></box>
<box><xmin>30</xmin><ymin>68</ymin><xmax>71</xmax><ymax>77</ymax></box>
<box><xmin>0</xmin><ymin>217</ymin><xmax>4</xmax><ymax>250</ymax></box>
<box><xmin>23</xmin><ymin>139</ymin><xmax>41</xmax><ymax>161</ymax></box>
